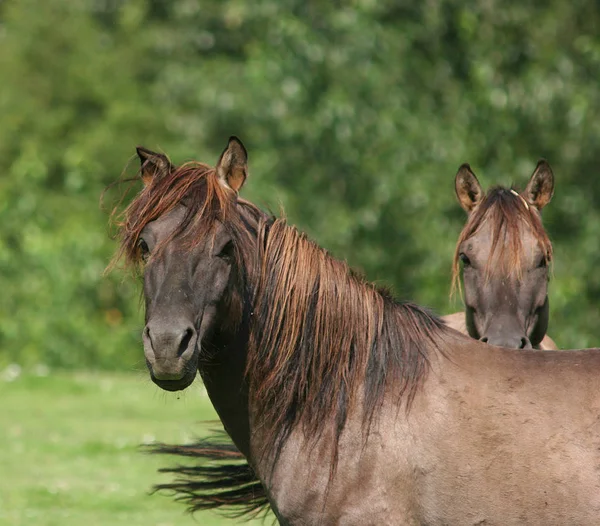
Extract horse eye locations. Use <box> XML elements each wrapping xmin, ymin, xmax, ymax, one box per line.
<box><xmin>217</xmin><ymin>240</ymin><xmax>235</xmax><ymax>261</ymax></box>
<box><xmin>459</xmin><ymin>253</ymin><xmax>471</xmax><ymax>266</ymax></box>
<box><xmin>537</xmin><ymin>256</ymin><xmax>548</xmax><ymax>269</ymax></box>
<box><xmin>138</xmin><ymin>238</ymin><xmax>150</xmax><ymax>261</ymax></box>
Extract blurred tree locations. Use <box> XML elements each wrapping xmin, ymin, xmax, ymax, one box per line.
<box><xmin>1</xmin><ymin>0</ymin><xmax>600</xmax><ymax>368</ymax></box>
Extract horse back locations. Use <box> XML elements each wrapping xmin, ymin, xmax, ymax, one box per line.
<box><xmin>410</xmin><ymin>338</ymin><xmax>600</xmax><ymax>524</ymax></box>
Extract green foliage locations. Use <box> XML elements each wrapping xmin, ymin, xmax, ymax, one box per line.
<box><xmin>2</xmin><ymin>0</ymin><xmax>600</xmax><ymax>368</ymax></box>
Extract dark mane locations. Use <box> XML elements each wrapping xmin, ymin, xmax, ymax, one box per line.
<box><xmin>112</xmin><ymin>160</ymin><xmax>447</xmax><ymax>471</ymax></box>
<box><xmin>452</xmin><ymin>186</ymin><xmax>553</xmax><ymax>295</ymax></box>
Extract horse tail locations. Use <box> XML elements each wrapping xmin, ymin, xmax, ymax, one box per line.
<box><xmin>144</xmin><ymin>434</ymin><xmax>271</xmax><ymax>519</ymax></box>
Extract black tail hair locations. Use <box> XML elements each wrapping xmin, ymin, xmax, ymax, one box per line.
<box><xmin>144</xmin><ymin>433</ymin><xmax>271</xmax><ymax>520</ymax></box>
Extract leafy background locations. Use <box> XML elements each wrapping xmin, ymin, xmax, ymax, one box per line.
<box><xmin>2</xmin><ymin>0</ymin><xmax>600</xmax><ymax>367</ymax></box>
<box><xmin>3</xmin><ymin>2</ymin><xmax>600</xmax><ymax>525</ymax></box>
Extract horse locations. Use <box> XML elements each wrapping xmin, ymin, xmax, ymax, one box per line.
<box><xmin>443</xmin><ymin>161</ymin><xmax>557</xmax><ymax>350</ymax></box>
<box><xmin>113</xmin><ymin>138</ymin><xmax>600</xmax><ymax>525</ymax></box>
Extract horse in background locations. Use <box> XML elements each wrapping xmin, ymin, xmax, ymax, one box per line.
<box><xmin>443</xmin><ymin>161</ymin><xmax>557</xmax><ymax>350</ymax></box>
<box><xmin>113</xmin><ymin>139</ymin><xmax>600</xmax><ymax>524</ymax></box>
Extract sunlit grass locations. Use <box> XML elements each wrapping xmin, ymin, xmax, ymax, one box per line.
<box><xmin>0</xmin><ymin>369</ymin><xmax>263</xmax><ymax>526</ymax></box>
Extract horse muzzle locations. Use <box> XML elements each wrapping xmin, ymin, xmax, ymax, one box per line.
<box><xmin>142</xmin><ymin>320</ymin><xmax>199</xmax><ymax>391</ymax></box>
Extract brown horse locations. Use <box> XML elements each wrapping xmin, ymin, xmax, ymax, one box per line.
<box><xmin>443</xmin><ymin>162</ymin><xmax>557</xmax><ymax>350</ymax></box>
<box><xmin>114</xmin><ymin>138</ymin><xmax>600</xmax><ymax>524</ymax></box>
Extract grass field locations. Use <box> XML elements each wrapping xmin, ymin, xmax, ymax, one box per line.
<box><xmin>0</xmin><ymin>368</ymin><xmax>265</xmax><ymax>526</ymax></box>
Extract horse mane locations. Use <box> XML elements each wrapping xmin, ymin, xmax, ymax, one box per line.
<box><xmin>451</xmin><ymin>186</ymin><xmax>553</xmax><ymax>296</ymax></box>
<box><xmin>247</xmin><ymin>217</ymin><xmax>446</xmax><ymax>469</ymax></box>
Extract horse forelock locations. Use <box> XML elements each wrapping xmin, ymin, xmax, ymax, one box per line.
<box><xmin>452</xmin><ymin>187</ymin><xmax>553</xmax><ymax>295</ymax></box>
<box><xmin>110</xmin><ymin>161</ymin><xmax>258</xmax><ymax>272</ymax></box>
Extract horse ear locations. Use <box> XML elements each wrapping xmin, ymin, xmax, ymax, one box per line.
<box><xmin>455</xmin><ymin>164</ymin><xmax>483</xmax><ymax>213</ymax></box>
<box><xmin>136</xmin><ymin>146</ymin><xmax>172</xmax><ymax>186</ymax></box>
<box><xmin>524</xmin><ymin>159</ymin><xmax>554</xmax><ymax>210</ymax></box>
<box><xmin>216</xmin><ymin>136</ymin><xmax>248</xmax><ymax>192</ymax></box>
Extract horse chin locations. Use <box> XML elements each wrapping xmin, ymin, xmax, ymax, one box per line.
<box><xmin>147</xmin><ymin>339</ymin><xmax>201</xmax><ymax>392</ymax></box>
<box><xmin>151</xmin><ymin>367</ymin><xmax>197</xmax><ymax>391</ymax></box>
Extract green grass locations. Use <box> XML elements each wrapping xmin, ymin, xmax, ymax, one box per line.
<box><xmin>0</xmin><ymin>369</ymin><xmax>265</xmax><ymax>526</ymax></box>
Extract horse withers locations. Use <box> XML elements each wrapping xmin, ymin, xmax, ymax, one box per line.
<box><xmin>112</xmin><ymin>139</ymin><xmax>600</xmax><ymax>525</ymax></box>
<box><xmin>444</xmin><ymin>161</ymin><xmax>557</xmax><ymax>349</ymax></box>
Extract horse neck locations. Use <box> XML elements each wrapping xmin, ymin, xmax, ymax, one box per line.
<box><xmin>198</xmin><ymin>310</ymin><xmax>252</xmax><ymax>458</ymax></box>
<box><xmin>194</xmin><ymin>202</ymin><xmax>269</xmax><ymax>458</ymax></box>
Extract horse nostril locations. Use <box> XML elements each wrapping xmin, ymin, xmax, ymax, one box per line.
<box><xmin>480</xmin><ymin>337</ymin><xmax>488</xmax><ymax>343</ymax></box>
<box><xmin>178</xmin><ymin>328</ymin><xmax>194</xmax><ymax>357</ymax></box>
<box><xmin>143</xmin><ymin>325</ymin><xmax>153</xmax><ymax>347</ymax></box>
<box><xmin>520</xmin><ymin>337</ymin><xmax>532</xmax><ymax>350</ymax></box>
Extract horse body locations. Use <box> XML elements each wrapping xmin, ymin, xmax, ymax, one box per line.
<box><xmin>200</xmin><ymin>322</ymin><xmax>591</xmax><ymax>525</ymax></box>
<box><xmin>113</xmin><ymin>139</ymin><xmax>600</xmax><ymax>525</ymax></box>
<box><xmin>263</xmin><ymin>337</ymin><xmax>600</xmax><ymax>524</ymax></box>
